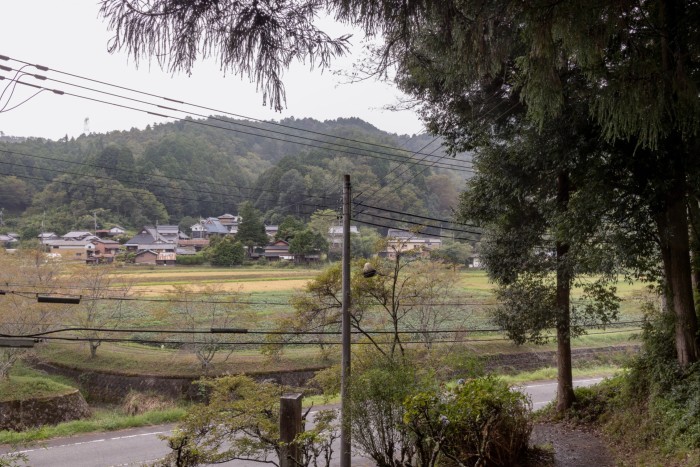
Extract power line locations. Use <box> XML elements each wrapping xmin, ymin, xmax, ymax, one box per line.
<box><xmin>0</xmin><ymin>73</ymin><xmax>472</xmax><ymax>174</ymax></box>
<box><xmin>2</xmin><ymin>54</ymin><xmax>476</xmax><ymax>165</ymax></box>
<box><xmin>0</xmin><ymin>168</ymin><xmax>338</xmax><ymax>214</ymax></box>
<box><xmin>0</xmin><ymin>289</ymin><xmax>500</xmax><ymax>307</ymax></box>
<box><xmin>1</xmin><ymin>322</ymin><xmax>644</xmax><ymax>339</ymax></box>
<box><xmin>351</xmin><ymin>217</ymin><xmax>478</xmax><ymax>241</ymax></box>
<box><xmin>0</xmin><ymin>147</ymin><xmax>338</xmax><ymax>203</ymax></box>
<box><xmin>354</xmin><ymin>201</ymin><xmax>480</xmax><ymax>229</ymax></box>
<box><xmin>353</xmin><ymin>210</ymin><xmax>482</xmax><ymax>236</ymax></box>
<box><xmin>0</xmin><ymin>152</ymin><xmax>339</xmax><ymax>212</ymax></box>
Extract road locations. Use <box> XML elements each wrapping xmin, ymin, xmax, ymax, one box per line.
<box><xmin>0</xmin><ymin>377</ymin><xmax>604</xmax><ymax>466</ymax></box>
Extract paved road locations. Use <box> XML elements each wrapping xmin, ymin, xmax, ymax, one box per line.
<box><xmin>1</xmin><ymin>377</ymin><xmax>604</xmax><ymax>466</ymax></box>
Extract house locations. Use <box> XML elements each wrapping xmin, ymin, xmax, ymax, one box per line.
<box><xmin>95</xmin><ymin>229</ymin><xmax>112</xmax><ymax>238</ymax></box>
<box><xmin>328</xmin><ymin>225</ymin><xmax>359</xmax><ymax>250</ymax></box>
<box><xmin>38</xmin><ymin>232</ymin><xmax>59</xmax><ymax>242</ymax></box>
<box><xmin>264</xmin><ymin>240</ymin><xmax>293</xmax><ymax>261</ymax></box>
<box><xmin>0</xmin><ymin>234</ymin><xmax>18</xmax><ymax>249</ymax></box>
<box><xmin>190</xmin><ymin>218</ymin><xmax>229</xmax><ymax>238</ymax></box>
<box><xmin>202</xmin><ymin>218</ymin><xmax>229</xmax><ymax>237</ymax></box>
<box><xmin>86</xmin><ymin>238</ymin><xmax>121</xmax><ymax>264</ymax></box>
<box><xmin>156</xmin><ymin>252</ymin><xmax>177</xmax><ymax>266</ymax></box>
<box><xmin>125</xmin><ymin>225</ymin><xmax>183</xmax><ymax>252</ymax></box>
<box><xmin>63</xmin><ymin>231</ymin><xmax>94</xmax><ymax>241</ymax></box>
<box><xmin>190</xmin><ymin>222</ymin><xmax>206</xmax><ymax>239</ymax></box>
<box><xmin>108</xmin><ymin>225</ymin><xmax>126</xmax><ymax>236</ymax></box>
<box><xmin>41</xmin><ymin>239</ymin><xmax>96</xmax><ymax>261</ymax></box>
<box><xmin>218</xmin><ymin>213</ymin><xmax>241</xmax><ymax>227</ymax></box>
<box><xmin>177</xmin><ymin>238</ymin><xmax>210</xmax><ymax>251</ymax></box>
<box><xmin>265</xmin><ymin>225</ymin><xmax>279</xmax><ymax>239</ymax></box>
<box><xmin>384</xmin><ymin>229</ymin><xmax>442</xmax><ymax>259</ymax></box>
<box><xmin>134</xmin><ymin>250</ymin><xmax>158</xmax><ymax>265</ymax></box>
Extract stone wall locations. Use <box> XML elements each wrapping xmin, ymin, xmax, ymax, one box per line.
<box><xmin>34</xmin><ymin>362</ymin><xmax>323</xmax><ymax>403</ymax></box>
<box><xmin>482</xmin><ymin>345</ymin><xmax>639</xmax><ymax>372</ymax></box>
<box><xmin>33</xmin><ymin>345</ymin><xmax>638</xmax><ymax>403</ymax></box>
<box><xmin>0</xmin><ymin>390</ymin><xmax>90</xmax><ymax>431</ymax></box>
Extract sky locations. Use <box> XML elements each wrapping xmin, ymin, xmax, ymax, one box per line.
<box><xmin>0</xmin><ymin>1</ymin><xmax>424</xmax><ymax>140</ymax></box>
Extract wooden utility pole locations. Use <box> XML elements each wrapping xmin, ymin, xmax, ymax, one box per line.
<box><xmin>279</xmin><ymin>393</ymin><xmax>303</xmax><ymax>467</ymax></box>
<box><xmin>340</xmin><ymin>174</ymin><xmax>352</xmax><ymax>467</ymax></box>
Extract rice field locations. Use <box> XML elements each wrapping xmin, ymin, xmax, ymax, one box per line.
<box><xmin>35</xmin><ymin>264</ymin><xmax>650</xmax><ymax>376</ymax></box>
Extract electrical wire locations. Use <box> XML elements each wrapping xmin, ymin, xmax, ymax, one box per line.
<box><xmin>2</xmin><ymin>54</ymin><xmax>477</xmax><ymax>165</ymax></box>
<box><xmin>0</xmin><ymin>74</ymin><xmax>472</xmax><ymax>174</ymax></box>
<box><xmin>0</xmin><ymin>155</ymin><xmax>340</xmax><ymax>212</ymax></box>
<box><xmin>0</xmin><ymin>147</ymin><xmax>338</xmax><ymax>203</ymax></box>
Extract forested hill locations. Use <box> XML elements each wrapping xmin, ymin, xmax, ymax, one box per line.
<box><xmin>0</xmin><ymin>116</ymin><xmax>471</xmax><ymax>238</ymax></box>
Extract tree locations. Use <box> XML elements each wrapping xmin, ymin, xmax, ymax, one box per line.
<box><xmin>0</xmin><ymin>249</ymin><xmax>70</xmax><ymax>378</ymax></box>
<box><xmin>236</xmin><ymin>201</ymin><xmax>269</xmax><ymax>255</ymax></box>
<box><xmin>389</xmin><ymin>0</ymin><xmax>700</xmax><ymax>367</ymax></box>
<box><xmin>99</xmin><ymin>0</ymin><xmax>351</xmax><ymax>112</ymax></box>
<box><xmin>307</xmin><ymin>209</ymin><xmax>338</xmax><ymax>238</ymax></box>
<box><xmin>288</xmin><ymin>229</ymin><xmax>326</xmax><ymax>262</ymax></box>
<box><xmin>269</xmin><ymin>252</ymin><xmax>461</xmax><ymax>361</ymax></box>
<box><xmin>69</xmin><ymin>265</ymin><xmax>133</xmax><ymax>359</ymax></box>
<box><xmin>99</xmin><ymin>0</ymin><xmax>700</xmax><ymax>366</ymax></box>
<box><xmin>275</xmin><ymin>216</ymin><xmax>305</xmax><ymax>242</ymax></box>
<box><xmin>206</xmin><ymin>236</ymin><xmax>245</xmax><ymax>267</ymax></box>
<box><xmin>456</xmin><ymin>92</ymin><xmax>627</xmax><ymax>411</ymax></box>
<box><xmin>429</xmin><ymin>239</ymin><xmax>472</xmax><ymax>271</ymax></box>
<box><xmin>350</xmin><ymin>227</ymin><xmax>381</xmax><ymax>260</ymax></box>
<box><xmin>165</xmin><ymin>285</ymin><xmax>252</xmax><ymax>371</ymax></box>
<box><xmin>158</xmin><ymin>375</ymin><xmax>338</xmax><ymax>466</ymax></box>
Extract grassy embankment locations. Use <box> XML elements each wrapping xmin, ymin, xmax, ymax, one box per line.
<box><xmin>0</xmin><ymin>362</ymin><xmax>185</xmax><ymax>445</ymax></box>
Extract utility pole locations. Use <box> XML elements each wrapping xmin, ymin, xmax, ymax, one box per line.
<box><xmin>340</xmin><ymin>174</ymin><xmax>352</xmax><ymax>467</ymax></box>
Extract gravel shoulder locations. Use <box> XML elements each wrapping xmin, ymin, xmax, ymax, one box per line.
<box><xmin>531</xmin><ymin>422</ymin><xmax>614</xmax><ymax>467</ymax></box>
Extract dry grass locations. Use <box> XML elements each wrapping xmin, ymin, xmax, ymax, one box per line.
<box><xmin>130</xmin><ymin>279</ymin><xmax>311</xmax><ymax>295</ymax></box>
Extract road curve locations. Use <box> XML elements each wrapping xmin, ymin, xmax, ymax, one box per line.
<box><xmin>0</xmin><ymin>377</ymin><xmax>605</xmax><ymax>466</ymax></box>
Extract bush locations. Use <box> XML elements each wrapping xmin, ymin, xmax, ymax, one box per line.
<box><xmin>560</xmin><ymin>307</ymin><xmax>700</xmax><ymax>464</ymax></box>
<box><xmin>176</xmin><ymin>253</ymin><xmax>206</xmax><ymax>265</ymax></box>
<box><xmin>349</xmin><ymin>361</ymin><xmax>422</xmax><ymax>467</ymax></box>
<box><xmin>122</xmin><ymin>390</ymin><xmax>176</xmax><ymax>416</ymax></box>
<box><xmin>404</xmin><ymin>376</ymin><xmax>532</xmax><ymax>467</ymax></box>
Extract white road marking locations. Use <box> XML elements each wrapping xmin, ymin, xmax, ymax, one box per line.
<box><xmin>522</xmin><ymin>377</ymin><xmax>603</xmax><ymax>389</ymax></box>
<box><xmin>9</xmin><ymin>431</ymin><xmax>168</xmax><ymax>455</ymax></box>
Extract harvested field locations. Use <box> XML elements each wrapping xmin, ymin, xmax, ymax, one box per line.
<box><xmin>130</xmin><ymin>279</ymin><xmax>310</xmax><ymax>295</ymax></box>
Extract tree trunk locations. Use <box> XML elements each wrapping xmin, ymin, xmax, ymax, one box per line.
<box><xmin>555</xmin><ymin>172</ymin><xmax>575</xmax><ymax>412</ymax></box>
<box><xmin>656</xmin><ymin>0</ymin><xmax>700</xmax><ymax>367</ymax></box>
<box><xmin>89</xmin><ymin>340</ymin><xmax>100</xmax><ymax>359</ymax></box>
<box><xmin>656</xmin><ymin>181</ymin><xmax>700</xmax><ymax>366</ymax></box>
<box><xmin>686</xmin><ymin>197</ymin><xmax>700</xmax><ymax>307</ymax></box>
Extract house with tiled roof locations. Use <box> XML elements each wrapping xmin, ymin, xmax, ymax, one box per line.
<box><xmin>125</xmin><ymin>225</ymin><xmax>183</xmax><ymax>254</ymax></box>
<box><xmin>385</xmin><ymin>229</ymin><xmax>442</xmax><ymax>259</ymax></box>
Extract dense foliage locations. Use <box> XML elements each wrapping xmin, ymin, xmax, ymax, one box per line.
<box><xmin>0</xmin><ymin>117</ymin><xmax>465</xmax><ymax>239</ymax></box>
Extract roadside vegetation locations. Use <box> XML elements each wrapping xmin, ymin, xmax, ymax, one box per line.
<box><xmin>537</xmin><ymin>310</ymin><xmax>700</xmax><ymax>465</ymax></box>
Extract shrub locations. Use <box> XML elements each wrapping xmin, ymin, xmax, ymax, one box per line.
<box><xmin>348</xmin><ymin>360</ymin><xmax>425</xmax><ymax>467</ymax></box>
<box><xmin>404</xmin><ymin>376</ymin><xmax>532</xmax><ymax>467</ymax></box>
<box><xmin>176</xmin><ymin>253</ymin><xmax>206</xmax><ymax>265</ymax></box>
<box><xmin>122</xmin><ymin>390</ymin><xmax>176</xmax><ymax>416</ymax></box>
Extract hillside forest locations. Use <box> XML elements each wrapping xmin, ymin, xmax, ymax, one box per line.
<box><xmin>0</xmin><ymin>117</ymin><xmax>469</xmax><ymax>239</ymax></box>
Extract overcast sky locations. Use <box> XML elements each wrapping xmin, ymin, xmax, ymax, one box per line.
<box><xmin>0</xmin><ymin>1</ymin><xmax>424</xmax><ymax>140</ymax></box>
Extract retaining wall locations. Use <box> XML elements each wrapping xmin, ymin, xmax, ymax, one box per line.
<box><xmin>0</xmin><ymin>390</ymin><xmax>90</xmax><ymax>431</ymax></box>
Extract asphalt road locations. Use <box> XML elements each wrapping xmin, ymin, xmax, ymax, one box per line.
<box><xmin>1</xmin><ymin>377</ymin><xmax>604</xmax><ymax>466</ymax></box>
